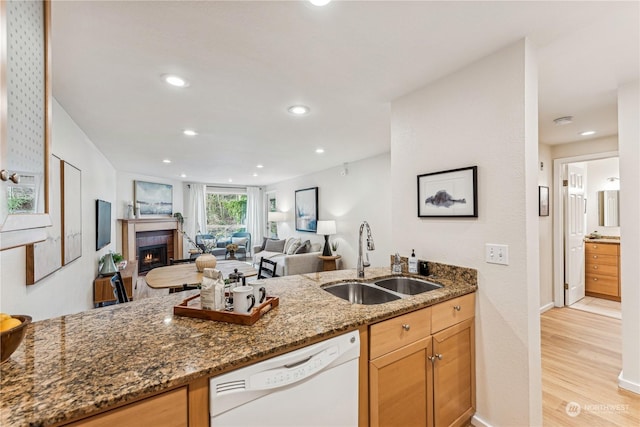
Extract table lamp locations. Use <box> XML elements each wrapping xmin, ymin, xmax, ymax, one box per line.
<box><xmin>316</xmin><ymin>220</ymin><xmax>337</xmax><ymax>256</ymax></box>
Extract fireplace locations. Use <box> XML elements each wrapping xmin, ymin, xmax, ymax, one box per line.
<box><xmin>138</xmin><ymin>244</ymin><xmax>168</xmax><ymax>274</ymax></box>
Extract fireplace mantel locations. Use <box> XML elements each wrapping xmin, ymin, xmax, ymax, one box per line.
<box><xmin>120</xmin><ymin>218</ymin><xmax>183</xmax><ymax>262</ymax></box>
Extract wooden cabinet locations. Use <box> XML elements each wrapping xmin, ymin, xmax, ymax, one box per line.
<box><xmin>585</xmin><ymin>242</ymin><xmax>620</xmax><ymax>301</ymax></box>
<box><xmin>65</xmin><ymin>387</ymin><xmax>187</xmax><ymax>427</ymax></box>
<box><xmin>94</xmin><ymin>262</ymin><xmax>137</xmax><ymax>306</ymax></box>
<box><xmin>368</xmin><ymin>293</ymin><xmax>476</xmax><ymax>427</ymax></box>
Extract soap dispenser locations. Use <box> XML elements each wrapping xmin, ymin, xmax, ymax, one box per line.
<box><xmin>408</xmin><ymin>249</ymin><xmax>418</xmax><ymax>273</ymax></box>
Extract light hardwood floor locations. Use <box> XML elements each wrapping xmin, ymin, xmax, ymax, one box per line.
<box><xmin>541</xmin><ymin>307</ymin><xmax>640</xmax><ymax>426</ymax></box>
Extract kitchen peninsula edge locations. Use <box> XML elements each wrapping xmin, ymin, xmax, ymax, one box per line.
<box><xmin>1</xmin><ymin>265</ymin><xmax>477</xmax><ymax>426</ymax></box>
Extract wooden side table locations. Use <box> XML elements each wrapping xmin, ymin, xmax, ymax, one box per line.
<box><xmin>318</xmin><ymin>255</ymin><xmax>341</xmax><ymax>271</ymax></box>
<box><xmin>94</xmin><ymin>262</ymin><xmax>137</xmax><ymax>307</ymax></box>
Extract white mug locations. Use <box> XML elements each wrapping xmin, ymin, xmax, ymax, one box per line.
<box><xmin>233</xmin><ymin>286</ymin><xmax>255</xmax><ymax>313</ymax></box>
<box><xmin>250</xmin><ymin>281</ymin><xmax>267</xmax><ymax>305</ymax></box>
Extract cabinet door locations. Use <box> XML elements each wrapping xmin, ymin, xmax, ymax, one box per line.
<box><xmin>65</xmin><ymin>387</ymin><xmax>187</xmax><ymax>427</ymax></box>
<box><xmin>370</xmin><ymin>337</ymin><xmax>433</xmax><ymax>427</ymax></box>
<box><xmin>432</xmin><ymin>318</ymin><xmax>475</xmax><ymax>427</ymax></box>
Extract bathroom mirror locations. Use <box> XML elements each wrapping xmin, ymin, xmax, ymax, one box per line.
<box><xmin>598</xmin><ymin>190</ymin><xmax>619</xmax><ymax>227</ymax></box>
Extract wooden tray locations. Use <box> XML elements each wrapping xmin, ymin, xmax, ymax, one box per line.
<box><xmin>173</xmin><ymin>294</ymin><xmax>279</xmax><ymax>325</ymax></box>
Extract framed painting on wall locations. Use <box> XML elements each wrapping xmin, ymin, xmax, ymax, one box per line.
<box><xmin>134</xmin><ymin>181</ymin><xmax>173</xmax><ymax>216</ymax></box>
<box><xmin>62</xmin><ymin>160</ymin><xmax>82</xmax><ymax>265</ymax></box>
<box><xmin>295</xmin><ymin>187</ymin><xmax>318</xmax><ymax>232</ymax></box>
<box><xmin>417</xmin><ymin>166</ymin><xmax>478</xmax><ymax>218</ymax></box>
<box><xmin>26</xmin><ymin>155</ymin><xmax>62</xmax><ymax>284</ymax></box>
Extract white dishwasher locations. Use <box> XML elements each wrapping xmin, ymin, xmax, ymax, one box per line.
<box><xmin>210</xmin><ymin>330</ymin><xmax>360</xmax><ymax>427</ymax></box>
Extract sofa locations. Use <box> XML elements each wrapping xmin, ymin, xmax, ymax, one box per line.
<box><xmin>196</xmin><ymin>232</ymin><xmax>251</xmax><ymax>260</ymax></box>
<box><xmin>252</xmin><ymin>237</ymin><xmax>323</xmax><ymax>276</ymax></box>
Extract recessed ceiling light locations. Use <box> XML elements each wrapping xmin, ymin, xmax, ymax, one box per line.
<box><xmin>309</xmin><ymin>0</ymin><xmax>331</xmax><ymax>6</ymax></box>
<box><xmin>180</xmin><ymin>173</ymin><xmax>187</xmax><ymax>178</ymax></box>
<box><xmin>553</xmin><ymin>116</ymin><xmax>573</xmax><ymax>126</ymax></box>
<box><xmin>183</xmin><ymin>129</ymin><xmax>198</xmax><ymax>136</ymax></box>
<box><xmin>288</xmin><ymin>105</ymin><xmax>310</xmax><ymax>115</ymax></box>
<box><xmin>315</xmin><ymin>148</ymin><xmax>325</xmax><ymax>154</ymax></box>
<box><xmin>253</xmin><ymin>173</ymin><xmax>258</xmax><ymax>177</ymax></box>
<box><xmin>162</xmin><ymin>74</ymin><xmax>189</xmax><ymax>88</ymax></box>
<box><xmin>256</xmin><ymin>164</ymin><xmax>264</xmax><ymax>169</ymax></box>
<box><xmin>580</xmin><ymin>130</ymin><xmax>596</xmax><ymax>136</ymax></box>
<box><xmin>228</xmin><ymin>178</ymin><xmax>233</xmax><ymax>183</ymax></box>
<box><xmin>162</xmin><ymin>159</ymin><xmax>171</xmax><ymax>164</ymax></box>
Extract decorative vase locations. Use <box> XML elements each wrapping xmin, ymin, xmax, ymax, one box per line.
<box><xmin>99</xmin><ymin>252</ymin><xmax>118</xmax><ymax>276</ymax></box>
<box><xmin>195</xmin><ymin>254</ymin><xmax>217</xmax><ymax>272</ymax></box>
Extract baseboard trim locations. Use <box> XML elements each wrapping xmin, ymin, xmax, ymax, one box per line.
<box><xmin>539</xmin><ymin>302</ymin><xmax>555</xmax><ymax>313</ymax></box>
<box><xmin>618</xmin><ymin>371</ymin><xmax>640</xmax><ymax>394</ymax></box>
<box><xmin>471</xmin><ymin>414</ymin><xmax>493</xmax><ymax>427</ymax></box>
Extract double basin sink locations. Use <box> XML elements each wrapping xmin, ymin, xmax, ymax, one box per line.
<box><xmin>322</xmin><ymin>276</ymin><xmax>443</xmax><ymax>305</ymax></box>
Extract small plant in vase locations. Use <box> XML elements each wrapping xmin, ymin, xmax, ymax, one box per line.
<box><xmin>331</xmin><ymin>241</ymin><xmax>339</xmax><ymax>255</ymax></box>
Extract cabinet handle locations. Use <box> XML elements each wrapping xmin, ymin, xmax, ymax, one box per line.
<box><xmin>593</xmin><ymin>255</ymin><xmax>598</xmax><ymax>259</ymax></box>
<box><xmin>593</xmin><ymin>277</ymin><xmax>598</xmax><ymax>281</ymax></box>
<box><xmin>435</xmin><ymin>353</ymin><xmax>443</xmax><ymax>360</ymax></box>
<box><xmin>428</xmin><ymin>355</ymin><xmax>437</xmax><ymax>362</ymax></box>
<box><xmin>453</xmin><ymin>305</ymin><xmax>461</xmax><ymax>311</ymax></box>
<box><xmin>593</xmin><ymin>265</ymin><xmax>598</xmax><ymax>269</ymax></box>
<box><xmin>402</xmin><ymin>324</ymin><xmax>410</xmax><ymax>331</ymax></box>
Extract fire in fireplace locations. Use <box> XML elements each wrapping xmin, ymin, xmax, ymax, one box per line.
<box><xmin>138</xmin><ymin>244</ymin><xmax>167</xmax><ymax>274</ymax></box>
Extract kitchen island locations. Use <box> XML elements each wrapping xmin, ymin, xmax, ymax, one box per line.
<box><xmin>0</xmin><ymin>265</ymin><xmax>477</xmax><ymax>426</ymax></box>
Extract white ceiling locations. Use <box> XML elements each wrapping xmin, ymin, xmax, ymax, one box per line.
<box><xmin>50</xmin><ymin>1</ymin><xmax>639</xmax><ymax>186</ymax></box>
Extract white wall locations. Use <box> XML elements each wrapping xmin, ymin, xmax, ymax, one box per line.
<box><xmin>391</xmin><ymin>40</ymin><xmax>542</xmax><ymax>426</ymax></box>
<box><xmin>265</xmin><ymin>153</ymin><xmax>391</xmax><ymax>269</ymax></box>
<box><xmin>0</xmin><ymin>99</ymin><xmax>118</xmax><ymax>320</ymax></box>
<box><xmin>539</xmin><ymin>144</ymin><xmax>553</xmax><ymax>309</ymax></box>
<box><xmin>114</xmin><ymin>172</ymin><xmax>184</xmax><ymax>255</ymax></box>
<box><xmin>585</xmin><ymin>157</ymin><xmax>620</xmax><ymax>236</ymax></box>
<box><xmin>551</xmin><ymin>135</ymin><xmax>618</xmax><ymax>159</ymax></box>
<box><xmin>618</xmin><ymin>80</ymin><xmax>640</xmax><ymax>394</ymax></box>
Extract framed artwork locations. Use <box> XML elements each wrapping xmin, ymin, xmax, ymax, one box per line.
<box><xmin>26</xmin><ymin>155</ymin><xmax>62</xmax><ymax>284</ymax></box>
<box><xmin>295</xmin><ymin>187</ymin><xmax>318</xmax><ymax>232</ymax></box>
<box><xmin>134</xmin><ymin>180</ymin><xmax>173</xmax><ymax>216</ymax></box>
<box><xmin>62</xmin><ymin>160</ymin><xmax>82</xmax><ymax>265</ymax></box>
<box><xmin>417</xmin><ymin>166</ymin><xmax>478</xmax><ymax>218</ymax></box>
<box><xmin>539</xmin><ymin>186</ymin><xmax>549</xmax><ymax>216</ymax></box>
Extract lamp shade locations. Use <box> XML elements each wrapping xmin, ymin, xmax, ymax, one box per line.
<box><xmin>316</xmin><ymin>220</ymin><xmax>336</xmax><ymax>235</ymax></box>
<box><xmin>268</xmin><ymin>211</ymin><xmax>288</xmax><ymax>222</ymax></box>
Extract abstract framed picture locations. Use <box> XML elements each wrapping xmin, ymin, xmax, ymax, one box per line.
<box><xmin>539</xmin><ymin>186</ymin><xmax>549</xmax><ymax>216</ymax></box>
<box><xmin>417</xmin><ymin>166</ymin><xmax>478</xmax><ymax>218</ymax></box>
<box><xmin>62</xmin><ymin>160</ymin><xmax>82</xmax><ymax>265</ymax></box>
<box><xmin>295</xmin><ymin>187</ymin><xmax>318</xmax><ymax>232</ymax></box>
<box><xmin>134</xmin><ymin>181</ymin><xmax>173</xmax><ymax>216</ymax></box>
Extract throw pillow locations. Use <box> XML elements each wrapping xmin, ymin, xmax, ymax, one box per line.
<box><xmin>232</xmin><ymin>237</ymin><xmax>248</xmax><ymax>248</ymax></box>
<box><xmin>294</xmin><ymin>240</ymin><xmax>311</xmax><ymax>254</ymax></box>
<box><xmin>264</xmin><ymin>239</ymin><xmax>286</xmax><ymax>253</ymax></box>
<box><xmin>286</xmin><ymin>240</ymin><xmax>302</xmax><ymax>255</ymax></box>
<box><xmin>283</xmin><ymin>237</ymin><xmax>297</xmax><ymax>254</ymax></box>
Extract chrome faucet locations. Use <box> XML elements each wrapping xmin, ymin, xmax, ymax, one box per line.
<box><xmin>357</xmin><ymin>221</ymin><xmax>375</xmax><ymax>278</ymax></box>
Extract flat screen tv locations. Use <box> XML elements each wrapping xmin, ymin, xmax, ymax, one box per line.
<box><xmin>96</xmin><ymin>199</ymin><xmax>112</xmax><ymax>250</ymax></box>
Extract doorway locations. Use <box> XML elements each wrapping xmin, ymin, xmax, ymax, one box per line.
<box><xmin>552</xmin><ymin>151</ymin><xmax>620</xmax><ymax>309</ymax></box>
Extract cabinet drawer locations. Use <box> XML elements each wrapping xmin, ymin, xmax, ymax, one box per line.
<box><xmin>584</xmin><ymin>253</ymin><xmax>618</xmax><ymax>266</ymax></box>
<box><xmin>370</xmin><ymin>308</ymin><xmax>431</xmax><ymax>359</ymax></box>
<box><xmin>585</xmin><ymin>261</ymin><xmax>618</xmax><ymax>277</ymax></box>
<box><xmin>585</xmin><ymin>273</ymin><xmax>619</xmax><ymax>296</ymax></box>
<box><xmin>431</xmin><ymin>293</ymin><xmax>475</xmax><ymax>333</ymax></box>
<box><xmin>585</xmin><ymin>243</ymin><xmax>619</xmax><ymax>256</ymax></box>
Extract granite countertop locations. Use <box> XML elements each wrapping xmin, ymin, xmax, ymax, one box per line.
<box><xmin>0</xmin><ymin>265</ymin><xmax>477</xmax><ymax>427</ymax></box>
<box><xmin>584</xmin><ymin>237</ymin><xmax>620</xmax><ymax>244</ymax></box>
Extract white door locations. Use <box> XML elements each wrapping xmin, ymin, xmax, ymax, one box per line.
<box><xmin>564</xmin><ymin>163</ymin><xmax>586</xmax><ymax>305</ymax></box>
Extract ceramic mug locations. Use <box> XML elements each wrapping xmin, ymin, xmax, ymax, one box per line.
<box><xmin>232</xmin><ymin>286</ymin><xmax>255</xmax><ymax>313</ymax></box>
<box><xmin>250</xmin><ymin>281</ymin><xmax>267</xmax><ymax>305</ymax></box>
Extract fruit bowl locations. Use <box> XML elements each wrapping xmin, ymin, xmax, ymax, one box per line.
<box><xmin>1</xmin><ymin>315</ymin><xmax>32</xmax><ymax>363</ymax></box>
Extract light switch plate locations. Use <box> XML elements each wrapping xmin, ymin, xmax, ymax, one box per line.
<box><xmin>485</xmin><ymin>244</ymin><xmax>509</xmax><ymax>265</ymax></box>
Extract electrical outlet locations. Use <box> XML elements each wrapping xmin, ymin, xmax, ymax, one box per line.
<box><xmin>485</xmin><ymin>244</ymin><xmax>509</xmax><ymax>265</ymax></box>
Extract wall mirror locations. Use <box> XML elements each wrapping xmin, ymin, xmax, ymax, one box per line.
<box><xmin>0</xmin><ymin>0</ymin><xmax>52</xmax><ymax>250</ymax></box>
<box><xmin>598</xmin><ymin>190</ymin><xmax>620</xmax><ymax>227</ymax></box>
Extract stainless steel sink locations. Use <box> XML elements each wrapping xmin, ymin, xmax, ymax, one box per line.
<box><xmin>374</xmin><ymin>277</ymin><xmax>443</xmax><ymax>295</ymax></box>
<box><xmin>323</xmin><ymin>282</ymin><xmax>401</xmax><ymax>305</ymax></box>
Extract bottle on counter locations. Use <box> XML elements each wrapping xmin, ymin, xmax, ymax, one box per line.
<box><xmin>408</xmin><ymin>249</ymin><xmax>418</xmax><ymax>274</ymax></box>
<box><xmin>392</xmin><ymin>253</ymin><xmax>403</xmax><ymax>274</ymax></box>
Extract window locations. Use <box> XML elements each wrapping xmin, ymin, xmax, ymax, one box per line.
<box><xmin>206</xmin><ymin>188</ymin><xmax>247</xmax><ymax>239</ymax></box>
